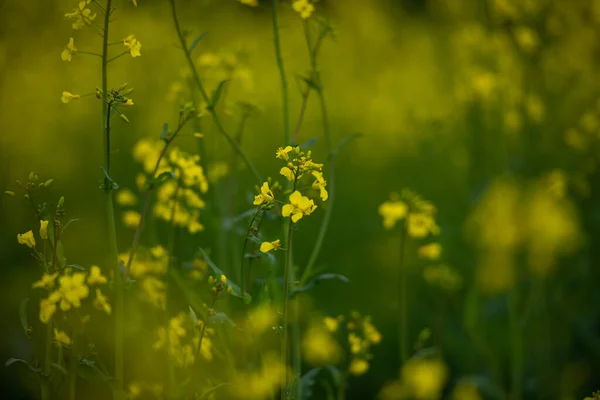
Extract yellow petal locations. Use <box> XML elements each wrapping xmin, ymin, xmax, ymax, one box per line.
<box><xmin>260</xmin><ymin>242</ymin><xmax>274</xmax><ymax>253</ymax></box>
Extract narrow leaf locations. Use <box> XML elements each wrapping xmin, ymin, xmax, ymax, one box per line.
<box><xmin>160</xmin><ymin>123</ymin><xmax>169</xmax><ymax>141</ymax></box>
<box><xmin>209</xmin><ymin>80</ymin><xmax>230</xmax><ymax>110</ymax></box>
<box><xmin>300</xmin><ymin>137</ymin><xmax>318</xmax><ymax>149</ymax></box>
<box><xmin>188</xmin><ymin>32</ymin><xmax>208</xmax><ymax>53</ymax></box>
<box><xmin>198</xmin><ymin>248</ymin><xmax>251</xmax><ymax>303</ymax></box>
<box><xmin>330</xmin><ymin>133</ymin><xmax>362</xmax><ymax>159</ymax></box>
<box><xmin>290</xmin><ymin>273</ymin><xmax>349</xmax><ymax>297</ymax></box>
<box><xmin>19</xmin><ymin>299</ymin><xmax>30</xmax><ymax>338</ymax></box>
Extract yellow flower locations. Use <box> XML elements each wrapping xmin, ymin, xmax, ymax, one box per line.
<box><xmin>94</xmin><ymin>289</ymin><xmax>112</xmax><ymax>314</ymax></box>
<box><xmin>279</xmin><ymin>166</ymin><xmax>295</xmax><ymax>182</ymax></box>
<box><xmin>275</xmin><ymin>146</ymin><xmax>293</xmax><ymax>161</ymax></box>
<box><xmin>302</xmin><ymin>325</ymin><xmax>341</xmax><ymax>366</ymax></box>
<box><xmin>364</xmin><ymin>319</ymin><xmax>382</xmax><ymax>344</ymax></box>
<box><xmin>348</xmin><ymin>358</ymin><xmax>370</xmax><ymax>376</ymax></box>
<box><xmin>141</xmin><ymin>277</ymin><xmax>166</xmax><ymax>309</ymax></box>
<box><xmin>123</xmin><ymin>35</ymin><xmax>142</xmax><ymax>58</ymax></box>
<box><xmin>378</xmin><ymin>200</ymin><xmax>408</xmax><ymax>229</ymax></box>
<box><xmin>17</xmin><ymin>230</ymin><xmax>36</xmax><ymax>248</ymax></box>
<box><xmin>260</xmin><ymin>240</ymin><xmax>281</xmax><ymax>253</ymax></box>
<box><xmin>123</xmin><ymin>210</ymin><xmax>142</xmax><ymax>228</ymax></box>
<box><xmin>292</xmin><ymin>0</ymin><xmax>315</xmax><ymax>19</ymax></box>
<box><xmin>56</xmin><ymin>273</ymin><xmax>90</xmax><ymax>310</ymax></box>
<box><xmin>418</xmin><ymin>243</ymin><xmax>442</xmax><ymax>260</ymax></box>
<box><xmin>128</xmin><ymin>383</ymin><xmax>142</xmax><ymax>399</ymax></box>
<box><xmin>282</xmin><ymin>191</ymin><xmax>317</xmax><ymax>223</ymax></box>
<box><xmin>61</xmin><ymin>37</ymin><xmax>77</xmax><ymax>61</ymax></box>
<box><xmin>239</xmin><ymin>0</ymin><xmax>259</xmax><ymax>6</ymax></box>
<box><xmin>401</xmin><ymin>358</ymin><xmax>448</xmax><ymax>399</ymax></box>
<box><xmin>407</xmin><ymin>213</ymin><xmax>439</xmax><ymax>238</ymax></box>
<box><xmin>87</xmin><ymin>265</ymin><xmax>107</xmax><ymax>285</ymax></box>
<box><xmin>32</xmin><ymin>273</ymin><xmax>58</xmax><ymax>290</ymax></box>
<box><xmin>116</xmin><ymin>189</ymin><xmax>138</xmax><ymax>206</ymax></box>
<box><xmin>122</xmin><ymin>98</ymin><xmax>134</xmax><ymax>106</ymax></box>
<box><xmin>131</xmin><ymin>0</ymin><xmax>138</xmax><ymax>6</ymax></box>
<box><xmin>65</xmin><ymin>1</ymin><xmax>97</xmax><ymax>30</ymax></box>
<box><xmin>220</xmin><ymin>274</ymin><xmax>227</xmax><ymax>285</ymax></box>
<box><xmin>312</xmin><ymin>171</ymin><xmax>328</xmax><ymax>201</ymax></box>
<box><xmin>40</xmin><ymin>298</ymin><xmax>57</xmax><ymax>324</ymax></box>
<box><xmin>54</xmin><ymin>329</ymin><xmax>72</xmax><ymax>346</ymax></box>
<box><xmin>39</xmin><ymin>220</ymin><xmax>49</xmax><ymax>240</ymax></box>
<box><xmin>253</xmin><ymin>182</ymin><xmax>274</xmax><ymax>206</ymax></box>
<box><xmin>61</xmin><ymin>91</ymin><xmax>80</xmax><ymax>104</ymax></box>
<box><xmin>323</xmin><ymin>316</ymin><xmax>339</xmax><ymax>333</ymax></box>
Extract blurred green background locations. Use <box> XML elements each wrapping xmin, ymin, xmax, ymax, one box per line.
<box><xmin>2</xmin><ymin>0</ymin><xmax>600</xmax><ymax>398</ymax></box>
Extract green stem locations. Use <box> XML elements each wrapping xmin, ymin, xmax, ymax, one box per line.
<box><xmin>398</xmin><ymin>221</ymin><xmax>408</xmax><ymax>365</ymax></box>
<box><xmin>241</xmin><ymin>209</ymin><xmax>263</xmax><ymax>296</ymax></box>
<box><xmin>100</xmin><ymin>2</ymin><xmax>124</xmax><ymax>398</ymax></box>
<box><xmin>168</xmin><ymin>0</ymin><xmax>262</xmax><ymax>183</ymax></box>
<box><xmin>280</xmin><ymin>220</ymin><xmax>294</xmax><ymax>400</ymax></box>
<box><xmin>299</xmin><ymin>90</ymin><xmax>335</xmax><ymax>286</ymax></box>
<box><xmin>69</xmin><ymin>340</ymin><xmax>76</xmax><ymax>400</ymax></box>
<box><xmin>509</xmin><ymin>288</ymin><xmax>523</xmax><ymax>400</ymax></box>
<box><xmin>271</xmin><ymin>0</ymin><xmax>291</xmax><ymax>144</ymax></box>
<box><xmin>337</xmin><ymin>372</ymin><xmax>347</xmax><ymax>400</ymax></box>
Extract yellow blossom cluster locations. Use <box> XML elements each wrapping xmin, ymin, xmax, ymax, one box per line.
<box><xmin>33</xmin><ymin>266</ymin><xmax>110</xmax><ymax>324</ymax></box>
<box><xmin>229</xmin><ymin>352</ymin><xmax>288</xmax><ymax>399</ymax></box>
<box><xmin>292</xmin><ymin>0</ymin><xmax>315</xmax><ymax>19</ymax></box>
<box><xmin>64</xmin><ymin>0</ymin><xmax>96</xmax><ymax>30</ymax></box>
<box><xmin>379</xmin><ymin>190</ymin><xmax>440</xmax><ymax>238</ymax></box>
<box><xmin>153</xmin><ymin>313</ymin><xmax>213</xmax><ymax>367</ymax></box>
<box><xmin>380</xmin><ymin>357</ymin><xmax>448</xmax><ymax>400</ymax></box>
<box><xmin>121</xmin><ymin>246</ymin><xmax>168</xmax><ymax>309</ymax></box>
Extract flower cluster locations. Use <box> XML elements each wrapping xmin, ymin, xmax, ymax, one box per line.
<box><xmin>379</xmin><ymin>190</ymin><xmax>440</xmax><ymax>238</ymax></box>
<box><xmin>125</xmin><ymin>140</ymin><xmax>209</xmax><ymax>234</ymax></box>
<box><xmin>153</xmin><ymin>312</ymin><xmax>213</xmax><ymax>368</ymax></box>
<box><xmin>121</xmin><ymin>246</ymin><xmax>168</xmax><ymax>309</ymax></box>
<box><xmin>64</xmin><ymin>0</ymin><xmax>97</xmax><ymax>30</ymax></box>
<box><xmin>34</xmin><ymin>266</ymin><xmax>111</xmax><ymax>324</ymax></box>
<box><xmin>307</xmin><ymin>312</ymin><xmax>382</xmax><ymax>377</ymax></box>
<box><xmin>293</xmin><ymin>0</ymin><xmax>315</xmax><ymax>19</ymax></box>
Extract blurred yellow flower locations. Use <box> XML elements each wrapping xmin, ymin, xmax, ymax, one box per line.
<box><xmin>293</xmin><ymin>0</ymin><xmax>315</xmax><ymax>19</ymax></box>
<box><xmin>379</xmin><ymin>199</ymin><xmax>408</xmax><ymax>229</ymax></box>
<box><xmin>65</xmin><ymin>1</ymin><xmax>97</xmax><ymax>30</ymax></box>
<box><xmin>302</xmin><ymin>325</ymin><xmax>341</xmax><ymax>366</ymax></box>
<box><xmin>116</xmin><ymin>188</ymin><xmax>138</xmax><ymax>206</ymax></box>
<box><xmin>56</xmin><ymin>273</ymin><xmax>89</xmax><ymax>310</ymax></box>
<box><xmin>61</xmin><ymin>91</ymin><xmax>80</xmax><ymax>104</ymax></box>
<box><xmin>401</xmin><ymin>358</ymin><xmax>448</xmax><ymax>399</ymax></box>
<box><xmin>260</xmin><ymin>240</ymin><xmax>281</xmax><ymax>253</ymax></box>
<box><xmin>94</xmin><ymin>288</ymin><xmax>112</xmax><ymax>314</ymax></box>
<box><xmin>247</xmin><ymin>305</ymin><xmax>278</xmax><ymax>335</ymax></box>
<box><xmin>452</xmin><ymin>382</ymin><xmax>482</xmax><ymax>400</ymax></box>
<box><xmin>54</xmin><ymin>329</ymin><xmax>72</xmax><ymax>346</ymax></box>
<box><xmin>61</xmin><ymin>37</ymin><xmax>77</xmax><ymax>62</ymax></box>
<box><xmin>323</xmin><ymin>316</ymin><xmax>339</xmax><ymax>332</ymax></box>
<box><xmin>253</xmin><ymin>182</ymin><xmax>274</xmax><ymax>206</ymax></box>
<box><xmin>123</xmin><ymin>35</ymin><xmax>142</xmax><ymax>58</ymax></box>
<box><xmin>128</xmin><ymin>383</ymin><xmax>142</xmax><ymax>399</ymax></box>
<box><xmin>238</xmin><ymin>0</ymin><xmax>258</xmax><ymax>6</ymax></box>
<box><xmin>87</xmin><ymin>265</ymin><xmax>107</xmax><ymax>285</ymax></box>
<box><xmin>407</xmin><ymin>213</ymin><xmax>439</xmax><ymax>238</ymax></box>
<box><xmin>123</xmin><ymin>210</ymin><xmax>142</xmax><ymax>228</ymax></box>
<box><xmin>39</xmin><ymin>298</ymin><xmax>57</xmax><ymax>323</ymax></box>
<box><xmin>282</xmin><ymin>191</ymin><xmax>317</xmax><ymax>223</ymax></box>
<box><xmin>348</xmin><ymin>358</ymin><xmax>370</xmax><ymax>376</ymax></box>
<box><xmin>514</xmin><ymin>26</ymin><xmax>539</xmax><ymax>53</ymax></box>
<box><xmin>39</xmin><ymin>220</ymin><xmax>49</xmax><ymax>240</ymax></box>
<box><xmin>17</xmin><ymin>230</ymin><xmax>35</xmax><ymax>248</ymax></box>
<box><xmin>418</xmin><ymin>243</ymin><xmax>442</xmax><ymax>260</ymax></box>
<box><xmin>276</xmin><ymin>146</ymin><xmax>293</xmax><ymax>161</ymax></box>
<box><xmin>33</xmin><ymin>273</ymin><xmax>58</xmax><ymax>290</ymax></box>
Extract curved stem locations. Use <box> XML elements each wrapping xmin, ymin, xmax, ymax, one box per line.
<box><xmin>271</xmin><ymin>0</ymin><xmax>291</xmax><ymax>144</ymax></box>
<box><xmin>168</xmin><ymin>0</ymin><xmax>262</xmax><ymax>183</ymax></box>
<box><xmin>241</xmin><ymin>209</ymin><xmax>263</xmax><ymax>296</ymax></box>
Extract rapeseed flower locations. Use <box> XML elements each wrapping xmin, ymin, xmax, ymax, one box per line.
<box><xmin>253</xmin><ymin>182</ymin><xmax>274</xmax><ymax>206</ymax></box>
<box><xmin>260</xmin><ymin>240</ymin><xmax>281</xmax><ymax>253</ymax></box>
<box><xmin>17</xmin><ymin>231</ymin><xmax>35</xmax><ymax>248</ymax></box>
<box><xmin>123</xmin><ymin>35</ymin><xmax>142</xmax><ymax>58</ymax></box>
<box><xmin>61</xmin><ymin>37</ymin><xmax>77</xmax><ymax>61</ymax></box>
<box><xmin>282</xmin><ymin>191</ymin><xmax>316</xmax><ymax>223</ymax></box>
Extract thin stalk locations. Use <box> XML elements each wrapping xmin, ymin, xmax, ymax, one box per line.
<box><xmin>100</xmin><ymin>2</ymin><xmax>123</xmax><ymax>398</ymax></box>
<box><xmin>337</xmin><ymin>372</ymin><xmax>348</xmax><ymax>400</ymax></box>
<box><xmin>398</xmin><ymin>221</ymin><xmax>408</xmax><ymax>365</ymax></box>
<box><xmin>124</xmin><ymin>116</ymin><xmax>191</xmax><ymax>279</ymax></box>
<box><xmin>241</xmin><ymin>209</ymin><xmax>263</xmax><ymax>296</ymax></box>
<box><xmin>299</xmin><ymin>90</ymin><xmax>335</xmax><ymax>286</ymax></box>
<box><xmin>509</xmin><ymin>288</ymin><xmax>523</xmax><ymax>400</ymax></box>
<box><xmin>271</xmin><ymin>0</ymin><xmax>291</xmax><ymax>144</ymax></box>
<box><xmin>168</xmin><ymin>0</ymin><xmax>262</xmax><ymax>183</ymax></box>
<box><xmin>68</xmin><ymin>340</ymin><xmax>76</xmax><ymax>400</ymax></box>
<box><xmin>280</xmin><ymin>221</ymin><xmax>294</xmax><ymax>400</ymax></box>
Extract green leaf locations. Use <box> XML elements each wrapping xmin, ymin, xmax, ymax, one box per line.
<box><xmin>143</xmin><ymin>171</ymin><xmax>176</xmax><ymax>190</ymax></box>
<box><xmin>189</xmin><ymin>305</ymin><xmax>198</xmax><ymax>325</ymax></box>
<box><xmin>76</xmin><ymin>358</ymin><xmax>112</xmax><ymax>384</ymax></box>
<box><xmin>19</xmin><ymin>298</ymin><xmax>30</xmax><ymax>338</ymax></box>
<box><xmin>160</xmin><ymin>123</ymin><xmax>169</xmax><ymax>141</ymax></box>
<box><xmin>208</xmin><ymin>312</ymin><xmax>236</xmax><ymax>327</ymax></box>
<box><xmin>5</xmin><ymin>358</ymin><xmax>40</xmax><ymax>373</ymax></box>
<box><xmin>298</xmin><ymin>74</ymin><xmax>321</xmax><ymax>92</ymax></box>
<box><xmin>300</xmin><ymin>137</ymin><xmax>318</xmax><ymax>150</ymax></box>
<box><xmin>188</xmin><ymin>32</ymin><xmax>208</xmax><ymax>53</ymax></box>
<box><xmin>330</xmin><ymin>133</ymin><xmax>362</xmax><ymax>159</ymax></box>
<box><xmin>209</xmin><ymin>80</ymin><xmax>230</xmax><ymax>110</ymax></box>
<box><xmin>198</xmin><ymin>248</ymin><xmax>251</xmax><ymax>304</ymax></box>
<box><xmin>301</xmin><ymin>368</ymin><xmax>322</xmax><ymax>400</ymax></box>
<box><xmin>290</xmin><ymin>273</ymin><xmax>349</xmax><ymax>297</ymax></box>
